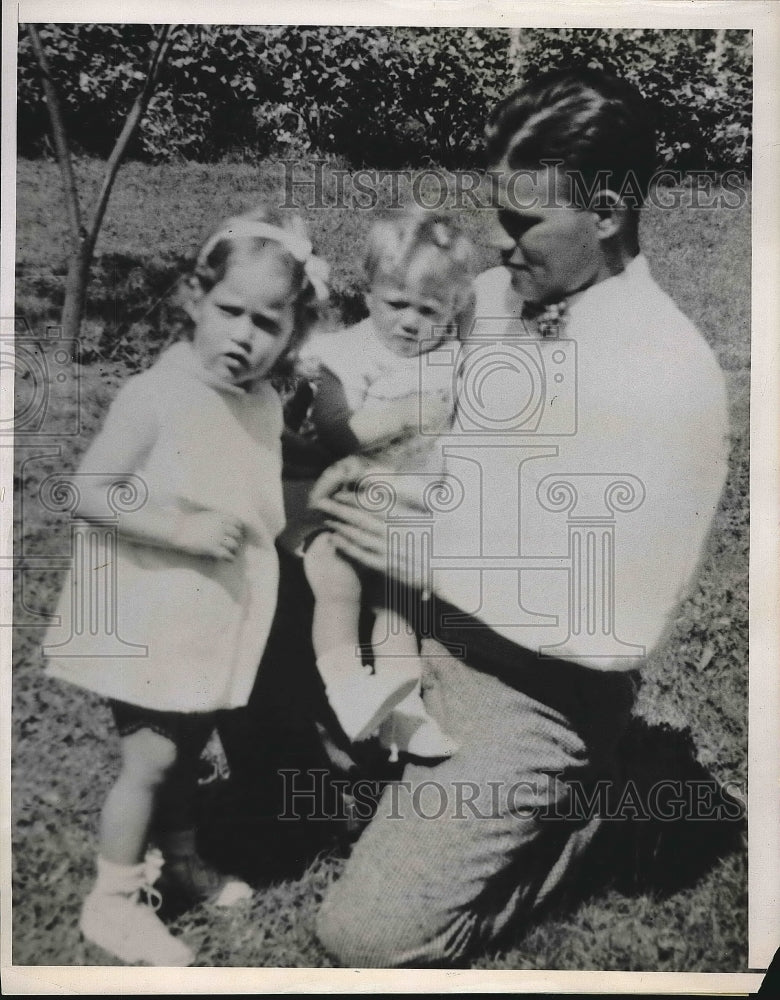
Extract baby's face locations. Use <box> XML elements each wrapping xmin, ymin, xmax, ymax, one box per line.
<box><xmin>368</xmin><ymin>254</ymin><xmax>461</xmax><ymax>358</ymax></box>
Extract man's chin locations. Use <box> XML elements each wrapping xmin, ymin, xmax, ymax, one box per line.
<box><xmin>507</xmin><ymin>268</ymin><xmax>536</xmax><ymax>300</ymax></box>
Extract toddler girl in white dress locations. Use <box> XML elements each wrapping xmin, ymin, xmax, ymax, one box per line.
<box><xmin>44</xmin><ymin>206</ymin><xmax>329</xmax><ymax>966</ymax></box>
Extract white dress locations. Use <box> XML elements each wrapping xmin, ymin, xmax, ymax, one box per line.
<box><xmin>44</xmin><ymin>343</ymin><xmax>286</xmax><ymax>713</ymax></box>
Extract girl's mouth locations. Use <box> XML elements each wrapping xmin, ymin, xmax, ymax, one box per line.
<box><xmin>223</xmin><ymin>350</ymin><xmax>251</xmax><ymax>374</ymax></box>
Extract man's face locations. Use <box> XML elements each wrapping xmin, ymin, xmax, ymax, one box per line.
<box><xmin>489</xmin><ymin>164</ymin><xmax>608</xmax><ymax>305</ymax></box>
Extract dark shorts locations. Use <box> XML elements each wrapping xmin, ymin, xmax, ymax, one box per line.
<box><xmin>109</xmin><ymin>699</ymin><xmax>217</xmax><ymax>752</ymax></box>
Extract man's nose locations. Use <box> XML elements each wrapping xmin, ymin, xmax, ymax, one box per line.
<box><xmin>488</xmin><ymin>214</ymin><xmax>517</xmax><ymax>253</ymax></box>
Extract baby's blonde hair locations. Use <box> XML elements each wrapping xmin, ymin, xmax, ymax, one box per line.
<box><xmin>364</xmin><ymin>210</ymin><xmax>475</xmax><ymax>315</ymax></box>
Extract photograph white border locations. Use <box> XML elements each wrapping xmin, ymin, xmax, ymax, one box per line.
<box><xmin>2</xmin><ymin>0</ymin><xmax>777</xmax><ymax>993</ymax></box>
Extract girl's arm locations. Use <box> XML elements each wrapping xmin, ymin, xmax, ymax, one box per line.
<box><xmin>75</xmin><ymin>379</ymin><xmax>241</xmax><ymax>559</ymax></box>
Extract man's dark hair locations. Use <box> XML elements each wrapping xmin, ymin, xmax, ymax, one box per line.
<box><xmin>485</xmin><ymin>68</ymin><xmax>656</xmax><ymax>209</ymax></box>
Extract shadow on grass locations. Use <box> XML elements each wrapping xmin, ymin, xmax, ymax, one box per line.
<box><xmin>574</xmin><ymin>717</ymin><xmax>746</xmax><ymax>903</ymax></box>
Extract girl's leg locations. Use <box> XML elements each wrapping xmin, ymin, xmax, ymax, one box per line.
<box><xmin>83</xmin><ymin>728</ymin><xmax>193</xmax><ymax>966</ymax></box>
<box><xmin>99</xmin><ymin>728</ymin><xmax>178</xmax><ymax>865</ymax></box>
<box><xmin>151</xmin><ymin>721</ymin><xmax>212</xmax><ymax>837</ymax></box>
<box><xmin>303</xmin><ymin>533</ymin><xmax>418</xmax><ymax>741</ymax></box>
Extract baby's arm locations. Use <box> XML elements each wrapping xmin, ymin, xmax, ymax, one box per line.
<box><xmin>311</xmin><ymin>367</ymin><xmax>423</xmax><ymax>457</ymax></box>
<box><xmin>75</xmin><ymin>379</ymin><xmax>242</xmax><ymax>560</ymax></box>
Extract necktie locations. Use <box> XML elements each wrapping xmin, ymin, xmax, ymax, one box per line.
<box><xmin>521</xmin><ymin>298</ymin><xmax>569</xmax><ymax>339</ymax></box>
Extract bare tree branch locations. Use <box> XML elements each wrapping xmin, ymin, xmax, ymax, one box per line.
<box><xmin>84</xmin><ymin>24</ymin><xmax>176</xmax><ymax>260</ymax></box>
<box><xmin>26</xmin><ymin>24</ymin><xmax>83</xmax><ymax>244</ymax></box>
<box><xmin>28</xmin><ymin>23</ymin><xmax>178</xmax><ymax>339</ymax></box>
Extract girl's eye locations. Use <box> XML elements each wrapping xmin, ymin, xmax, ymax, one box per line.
<box><xmin>217</xmin><ymin>304</ymin><xmax>243</xmax><ymax>317</ymax></box>
<box><xmin>386</xmin><ymin>299</ymin><xmax>408</xmax><ymax>311</ymax></box>
<box><xmin>419</xmin><ymin>306</ymin><xmax>439</xmax><ymax>319</ymax></box>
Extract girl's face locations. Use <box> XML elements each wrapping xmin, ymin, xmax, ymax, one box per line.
<box><xmin>368</xmin><ymin>250</ymin><xmax>462</xmax><ymax>359</ymax></box>
<box><xmin>186</xmin><ymin>252</ymin><xmax>297</xmax><ymax>389</ymax></box>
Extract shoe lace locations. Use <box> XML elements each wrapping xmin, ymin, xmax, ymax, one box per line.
<box><xmin>136</xmin><ymin>848</ymin><xmax>165</xmax><ymax>912</ymax></box>
<box><xmin>387</xmin><ymin>714</ymin><xmax>399</xmax><ymax>763</ymax></box>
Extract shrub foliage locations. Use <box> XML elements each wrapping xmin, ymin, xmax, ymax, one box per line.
<box><xmin>18</xmin><ymin>24</ymin><xmax>751</xmax><ymax>170</ymax></box>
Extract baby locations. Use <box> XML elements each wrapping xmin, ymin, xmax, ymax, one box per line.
<box><xmin>295</xmin><ymin>211</ymin><xmax>475</xmax><ymax>760</ymax></box>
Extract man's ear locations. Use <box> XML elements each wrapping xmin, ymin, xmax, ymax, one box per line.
<box><xmin>181</xmin><ymin>275</ymin><xmax>205</xmax><ymax>322</ymax></box>
<box><xmin>591</xmin><ymin>189</ymin><xmax>624</xmax><ymax>240</ymax></box>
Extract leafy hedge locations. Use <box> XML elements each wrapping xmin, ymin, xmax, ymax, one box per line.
<box><xmin>17</xmin><ymin>25</ymin><xmax>751</xmax><ymax>170</ymax></box>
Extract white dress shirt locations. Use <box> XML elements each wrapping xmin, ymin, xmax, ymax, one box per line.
<box><xmin>426</xmin><ymin>256</ymin><xmax>730</xmax><ymax>671</ymax></box>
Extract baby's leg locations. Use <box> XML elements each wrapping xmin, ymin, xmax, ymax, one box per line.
<box><xmin>371</xmin><ymin>603</ymin><xmax>458</xmax><ymax>762</ymax></box>
<box><xmin>303</xmin><ymin>533</ymin><xmax>418</xmax><ymax>741</ymax></box>
<box><xmin>303</xmin><ymin>531</ymin><xmax>363</xmax><ymax>658</ymax></box>
<box><xmin>371</xmin><ymin>604</ymin><xmax>421</xmax><ymax>675</ymax></box>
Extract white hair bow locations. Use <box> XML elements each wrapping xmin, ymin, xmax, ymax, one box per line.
<box><xmin>197</xmin><ymin>216</ymin><xmax>331</xmax><ymax>303</ymax></box>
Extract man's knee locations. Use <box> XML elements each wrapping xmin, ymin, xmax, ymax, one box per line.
<box><xmin>315</xmin><ymin>878</ymin><xmax>473</xmax><ymax>968</ymax></box>
<box><xmin>315</xmin><ymin>899</ymin><xmax>422</xmax><ymax>968</ymax></box>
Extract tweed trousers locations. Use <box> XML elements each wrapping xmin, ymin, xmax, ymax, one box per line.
<box><xmin>316</xmin><ymin>619</ymin><xmax>637</xmax><ymax>967</ymax></box>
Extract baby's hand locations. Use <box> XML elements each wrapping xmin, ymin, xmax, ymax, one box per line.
<box><xmin>173</xmin><ymin>511</ymin><xmax>245</xmax><ymax>560</ymax></box>
<box><xmin>419</xmin><ymin>389</ymin><xmax>452</xmax><ymax>433</ymax></box>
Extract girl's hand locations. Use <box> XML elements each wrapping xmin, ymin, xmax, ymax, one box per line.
<box><xmin>173</xmin><ymin>511</ymin><xmax>245</xmax><ymax>560</ymax></box>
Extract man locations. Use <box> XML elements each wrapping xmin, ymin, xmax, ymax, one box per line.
<box><xmin>312</xmin><ymin>68</ymin><xmax>730</xmax><ymax>966</ymax></box>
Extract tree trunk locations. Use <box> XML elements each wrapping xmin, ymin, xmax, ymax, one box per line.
<box><xmin>29</xmin><ymin>23</ymin><xmax>176</xmax><ymax>342</ymax></box>
<box><xmin>60</xmin><ymin>243</ymin><xmax>93</xmax><ymax>341</ymax></box>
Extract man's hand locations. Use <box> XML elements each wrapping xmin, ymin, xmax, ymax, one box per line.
<box><xmin>314</xmin><ymin>484</ymin><xmax>430</xmax><ymax>592</ymax></box>
<box><xmin>308</xmin><ymin>455</ymin><xmax>377</xmax><ymax>506</ymax></box>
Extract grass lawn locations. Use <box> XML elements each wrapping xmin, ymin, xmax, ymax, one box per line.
<box><xmin>12</xmin><ymin>157</ymin><xmax>749</xmax><ymax>970</ymax></box>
